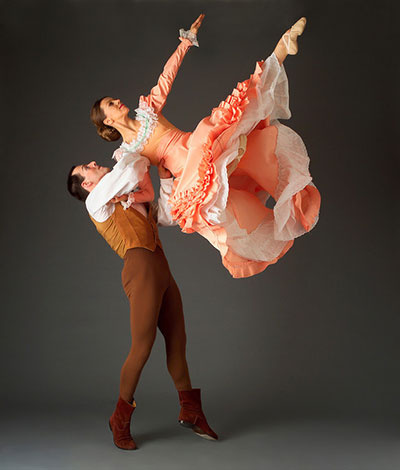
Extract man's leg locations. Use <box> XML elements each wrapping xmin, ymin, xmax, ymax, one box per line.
<box><xmin>119</xmin><ymin>295</ymin><xmax>162</xmax><ymax>402</ymax></box>
<box><xmin>158</xmin><ymin>275</ymin><xmax>218</xmax><ymax>440</ymax></box>
<box><xmin>157</xmin><ymin>277</ymin><xmax>192</xmax><ymax>391</ymax></box>
<box><xmin>119</xmin><ymin>248</ymin><xmax>167</xmax><ymax>402</ymax></box>
<box><xmin>110</xmin><ymin>248</ymin><xmax>167</xmax><ymax>450</ymax></box>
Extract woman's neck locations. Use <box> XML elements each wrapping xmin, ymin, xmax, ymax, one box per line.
<box><xmin>114</xmin><ymin>115</ymin><xmax>139</xmax><ymax>144</ymax></box>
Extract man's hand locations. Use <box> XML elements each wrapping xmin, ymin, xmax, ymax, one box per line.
<box><xmin>110</xmin><ymin>194</ymin><xmax>128</xmax><ymax>204</ymax></box>
<box><xmin>157</xmin><ymin>158</ymin><xmax>172</xmax><ymax>179</ymax></box>
<box><xmin>190</xmin><ymin>13</ymin><xmax>205</xmax><ymax>35</ymax></box>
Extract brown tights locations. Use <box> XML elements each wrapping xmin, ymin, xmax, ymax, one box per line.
<box><xmin>119</xmin><ymin>246</ymin><xmax>192</xmax><ymax>403</ymax></box>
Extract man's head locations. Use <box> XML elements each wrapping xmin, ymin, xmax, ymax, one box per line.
<box><xmin>67</xmin><ymin>161</ymin><xmax>110</xmax><ymax>202</ymax></box>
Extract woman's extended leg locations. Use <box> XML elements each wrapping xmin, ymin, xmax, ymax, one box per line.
<box><xmin>157</xmin><ymin>277</ymin><xmax>192</xmax><ymax>391</ymax></box>
<box><xmin>274</xmin><ymin>17</ymin><xmax>307</xmax><ymax>65</ymax></box>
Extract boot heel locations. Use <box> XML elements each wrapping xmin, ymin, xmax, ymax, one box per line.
<box><xmin>177</xmin><ymin>388</ymin><xmax>218</xmax><ymax>440</ymax></box>
<box><xmin>179</xmin><ymin>419</ymin><xmax>194</xmax><ymax>428</ymax></box>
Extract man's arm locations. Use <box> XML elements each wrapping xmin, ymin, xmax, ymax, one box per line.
<box><xmin>155</xmin><ymin>158</ymin><xmax>178</xmax><ymax>226</ymax></box>
<box><xmin>85</xmin><ymin>154</ymin><xmax>150</xmax><ymax>222</ymax></box>
<box><xmin>157</xmin><ymin>178</ymin><xmax>177</xmax><ymax>226</ymax></box>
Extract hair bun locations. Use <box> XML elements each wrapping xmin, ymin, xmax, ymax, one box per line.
<box><xmin>91</xmin><ymin>96</ymin><xmax>122</xmax><ymax>142</ymax></box>
<box><xmin>97</xmin><ymin>125</ymin><xmax>121</xmax><ymax>142</ymax></box>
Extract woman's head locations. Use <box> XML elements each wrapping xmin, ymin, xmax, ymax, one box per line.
<box><xmin>90</xmin><ymin>96</ymin><xmax>129</xmax><ymax>142</ymax></box>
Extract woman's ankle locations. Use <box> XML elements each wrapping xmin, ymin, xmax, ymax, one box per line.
<box><xmin>274</xmin><ymin>35</ymin><xmax>289</xmax><ymax>65</ymax></box>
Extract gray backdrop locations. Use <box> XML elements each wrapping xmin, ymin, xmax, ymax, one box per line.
<box><xmin>2</xmin><ymin>0</ymin><xmax>399</xmax><ymax>469</ymax></box>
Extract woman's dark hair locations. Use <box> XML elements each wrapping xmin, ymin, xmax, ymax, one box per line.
<box><xmin>67</xmin><ymin>166</ymin><xmax>89</xmax><ymax>202</ymax></box>
<box><xmin>90</xmin><ymin>96</ymin><xmax>121</xmax><ymax>142</ymax></box>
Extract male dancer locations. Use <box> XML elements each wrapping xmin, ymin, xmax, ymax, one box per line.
<box><xmin>67</xmin><ymin>155</ymin><xmax>218</xmax><ymax>449</ymax></box>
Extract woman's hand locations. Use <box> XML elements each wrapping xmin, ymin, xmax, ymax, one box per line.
<box><xmin>190</xmin><ymin>13</ymin><xmax>205</xmax><ymax>35</ymax></box>
<box><xmin>158</xmin><ymin>158</ymin><xmax>172</xmax><ymax>179</ymax></box>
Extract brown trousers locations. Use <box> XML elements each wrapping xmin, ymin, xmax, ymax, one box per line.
<box><xmin>119</xmin><ymin>246</ymin><xmax>192</xmax><ymax>402</ymax></box>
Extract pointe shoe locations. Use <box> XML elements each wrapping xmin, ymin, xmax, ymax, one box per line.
<box><xmin>282</xmin><ymin>17</ymin><xmax>307</xmax><ymax>55</ymax></box>
<box><xmin>109</xmin><ymin>396</ymin><xmax>138</xmax><ymax>450</ymax></box>
<box><xmin>178</xmin><ymin>388</ymin><xmax>218</xmax><ymax>441</ymax></box>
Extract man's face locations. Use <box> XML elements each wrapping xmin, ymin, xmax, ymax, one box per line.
<box><xmin>72</xmin><ymin>161</ymin><xmax>110</xmax><ymax>192</ymax></box>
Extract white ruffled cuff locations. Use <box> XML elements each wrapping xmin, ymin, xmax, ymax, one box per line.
<box><xmin>179</xmin><ymin>28</ymin><xmax>199</xmax><ymax>47</ymax></box>
<box><xmin>120</xmin><ymin>192</ymin><xmax>136</xmax><ymax>210</ymax></box>
<box><xmin>120</xmin><ymin>200</ymin><xmax>131</xmax><ymax>210</ymax></box>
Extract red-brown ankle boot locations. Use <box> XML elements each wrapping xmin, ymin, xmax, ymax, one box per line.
<box><xmin>109</xmin><ymin>396</ymin><xmax>137</xmax><ymax>450</ymax></box>
<box><xmin>178</xmin><ymin>388</ymin><xmax>218</xmax><ymax>440</ymax></box>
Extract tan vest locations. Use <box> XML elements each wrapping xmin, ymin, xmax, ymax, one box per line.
<box><xmin>90</xmin><ymin>203</ymin><xmax>162</xmax><ymax>258</ymax></box>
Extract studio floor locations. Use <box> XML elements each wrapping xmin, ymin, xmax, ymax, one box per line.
<box><xmin>1</xmin><ymin>405</ymin><xmax>399</xmax><ymax>470</ymax></box>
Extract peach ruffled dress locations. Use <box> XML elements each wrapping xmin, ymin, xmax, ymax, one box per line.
<box><xmin>113</xmin><ymin>32</ymin><xmax>321</xmax><ymax>278</ymax></box>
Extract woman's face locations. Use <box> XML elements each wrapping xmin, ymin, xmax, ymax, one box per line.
<box><xmin>100</xmin><ymin>97</ymin><xmax>130</xmax><ymax>125</ymax></box>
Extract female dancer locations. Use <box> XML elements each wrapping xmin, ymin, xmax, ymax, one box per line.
<box><xmin>91</xmin><ymin>14</ymin><xmax>321</xmax><ymax>278</ymax></box>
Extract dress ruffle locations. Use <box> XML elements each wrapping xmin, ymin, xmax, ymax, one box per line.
<box><xmin>169</xmin><ymin>67</ymin><xmax>254</xmax><ymax>231</ymax></box>
<box><xmin>167</xmin><ymin>52</ymin><xmax>321</xmax><ymax>278</ymax></box>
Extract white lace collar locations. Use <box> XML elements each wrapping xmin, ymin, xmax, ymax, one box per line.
<box><xmin>118</xmin><ymin>100</ymin><xmax>158</xmax><ymax>156</ymax></box>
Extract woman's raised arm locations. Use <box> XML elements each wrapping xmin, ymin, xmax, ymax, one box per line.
<box><xmin>140</xmin><ymin>14</ymin><xmax>205</xmax><ymax>114</ymax></box>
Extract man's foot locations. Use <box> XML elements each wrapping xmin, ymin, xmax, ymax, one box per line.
<box><xmin>178</xmin><ymin>388</ymin><xmax>218</xmax><ymax>441</ymax></box>
<box><xmin>109</xmin><ymin>396</ymin><xmax>138</xmax><ymax>450</ymax></box>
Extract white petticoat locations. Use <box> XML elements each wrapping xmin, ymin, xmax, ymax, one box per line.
<box><xmin>202</xmin><ymin>52</ymin><xmax>319</xmax><ymax>262</ymax></box>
